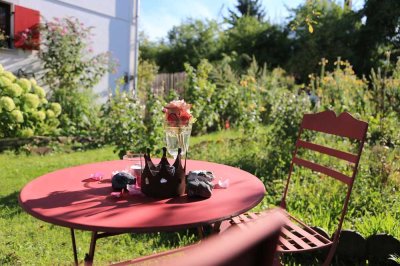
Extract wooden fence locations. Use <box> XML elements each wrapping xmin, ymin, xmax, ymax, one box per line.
<box><xmin>151</xmin><ymin>72</ymin><xmax>186</xmax><ymax>97</ymax></box>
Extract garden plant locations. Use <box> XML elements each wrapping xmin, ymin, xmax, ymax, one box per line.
<box><xmin>0</xmin><ymin>0</ymin><xmax>399</xmax><ymax>264</ymax></box>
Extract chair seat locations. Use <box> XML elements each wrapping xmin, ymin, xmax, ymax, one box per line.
<box><xmin>230</xmin><ymin>209</ymin><xmax>332</xmax><ymax>253</ymax></box>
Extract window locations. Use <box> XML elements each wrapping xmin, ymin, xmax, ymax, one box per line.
<box><xmin>0</xmin><ymin>1</ymin><xmax>11</xmax><ymax>48</ymax></box>
<box><xmin>0</xmin><ymin>2</ymin><xmax>40</xmax><ymax>50</ymax></box>
<box><xmin>14</xmin><ymin>5</ymin><xmax>40</xmax><ymax>50</ymax></box>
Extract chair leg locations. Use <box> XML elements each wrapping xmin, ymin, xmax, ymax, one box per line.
<box><xmin>323</xmin><ymin>242</ymin><xmax>338</xmax><ymax>266</ymax></box>
<box><xmin>197</xmin><ymin>226</ymin><xmax>204</xmax><ymax>239</ymax></box>
<box><xmin>272</xmin><ymin>253</ymin><xmax>282</xmax><ymax>266</ymax></box>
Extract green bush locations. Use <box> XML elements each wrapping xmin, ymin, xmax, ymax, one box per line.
<box><xmin>0</xmin><ymin>64</ymin><xmax>62</xmax><ymax>138</ymax></box>
<box><xmin>100</xmin><ymin>80</ymin><xmax>164</xmax><ymax>158</ymax></box>
<box><xmin>39</xmin><ymin>17</ymin><xmax>115</xmax><ymax>135</ymax></box>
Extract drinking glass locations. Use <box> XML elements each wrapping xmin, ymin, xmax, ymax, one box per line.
<box><xmin>165</xmin><ymin>124</ymin><xmax>192</xmax><ymax>159</ymax></box>
<box><xmin>122</xmin><ymin>153</ymin><xmax>143</xmax><ymax>188</ymax></box>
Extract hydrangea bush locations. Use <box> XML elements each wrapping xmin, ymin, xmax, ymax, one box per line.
<box><xmin>0</xmin><ymin>64</ymin><xmax>62</xmax><ymax>138</ymax></box>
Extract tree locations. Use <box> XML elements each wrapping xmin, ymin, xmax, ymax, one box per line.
<box><xmin>286</xmin><ymin>0</ymin><xmax>360</xmax><ymax>81</ymax></box>
<box><xmin>223</xmin><ymin>16</ymin><xmax>290</xmax><ymax>72</ymax></box>
<box><xmin>151</xmin><ymin>19</ymin><xmax>223</xmax><ymax>72</ymax></box>
<box><xmin>355</xmin><ymin>0</ymin><xmax>400</xmax><ymax>73</ymax></box>
<box><xmin>227</xmin><ymin>0</ymin><xmax>266</xmax><ymax>26</ymax></box>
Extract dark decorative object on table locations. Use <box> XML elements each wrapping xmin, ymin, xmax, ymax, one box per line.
<box><xmin>141</xmin><ymin>147</ymin><xmax>186</xmax><ymax>198</ymax></box>
<box><xmin>186</xmin><ymin>170</ymin><xmax>214</xmax><ymax>198</ymax></box>
<box><xmin>111</xmin><ymin>172</ymin><xmax>136</xmax><ymax>191</ymax></box>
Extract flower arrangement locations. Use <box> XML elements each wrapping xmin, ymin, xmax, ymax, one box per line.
<box><xmin>14</xmin><ymin>26</ymin><xmax>40</xmax><ymax>50</ymax></box>
<box><xmin>162</xmin><ymin>100</ymin><xmax>194</xmax><ymax>158</ymax></box>
<box><xmin>163</xmin><ymin>99</ymin><xmax>195</xmax><ymax>127</ymax></box>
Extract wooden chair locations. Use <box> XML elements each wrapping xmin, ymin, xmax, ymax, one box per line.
<box><xmin>230</xmin><ymin>110</ymin><xmax>368</xmax><ymax>265</ymax></box>
<box><xmin>112</xmin><ymin>208</ymin><xmax>286</xmax><ymax>266</ymax></box>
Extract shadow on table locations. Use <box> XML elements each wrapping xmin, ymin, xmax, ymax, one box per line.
<box><xmin>22</xmin><ymin>186</ymin><xmax>164</xmax><ymax>220</ymax></box>
<box><xmin>165</xmin><ymin>195</ymin><xmax>207</xmax><ymax>204</ymax></box>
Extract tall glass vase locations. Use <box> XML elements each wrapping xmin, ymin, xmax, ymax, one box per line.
<box><xmin>164</xmin><ymin>124</ymin><xmax>192</xmax><ymax>159</ymax></box>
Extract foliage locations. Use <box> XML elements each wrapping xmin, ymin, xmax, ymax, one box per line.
<box><xmin>139</xmin><ymin>0</ymin><xmax>400</xmax><ymax>82</ymax></box>
<box><xmin>184</xmin><ymin>60</ymin><xmax>218</xmax><ymax>134</ymax></box>
<box><xmin>184</xmin><ymin>54</ymin><xmax>400</xmax><ymax>249</ymax></box>
<box><xmin>100</xmin><ymin>81</ymin><xmax>146</xmax><ymax>159</ymax></box>
<box><xmin>0</xmin><ymin>65</ymin><xmax>61</xmax><ymax>138</ymax></box>
<box><xmin>100</xmin><ymin>80</ymin><xmax>164</xmax><ymax>158</ymax></box>
<box><xmin>143</xmin><ymin>87</ymin><xmax>165</xmax><ymax>153</ymax></box>
<box><xmin>226</xmin><ymin>0</ymin><xmax>265</xmax><ymax>25</ymax></box>
<box><xmin>137</xmin><ymin>58</ymin><xmax>159</xmax><ymax>101</ymax></box>
<box><xmin>309</xmin><ymin>58</ymin><xmax>371</xmax><ymax>115</ymax></box>
<box><xmin>146</xmin><ymin>19</ymin><xmax>223</xmax><ymax>73</ymax></box>
<box><xmin>355</xmin><ymin>0</ymin><xmax>400</xmax><ymax>73</ymax></box>
<box><xmin>223</xmin><ymin>16</ymin><xmax>291</xmax><ymax>71</ymax></box>
<box><xmin>39</xmin><ymin>17</ymin><xmax>115</xmax><ymax>135</ymax></box>
<box><xmin>14</xmin><ymin>25</ymin><xmax>40</xmax><ymax>50</ymax></box>
<box><xmin>289</xmin><ymin>0</ymin><xmax>322</xmax><ymax>33</ymax></box>
<box><xmin>287</xmin><ymin>0</ymin><xmax>361</xmax><ymax>82</ymax></box>
<box><xmin>0</xmin><ymin>29</ymin><xmax>9</xmax><ymax>48</ymax></box>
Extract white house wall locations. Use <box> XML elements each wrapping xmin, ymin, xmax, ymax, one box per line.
<box><xmin>0</xmin><ymin>0</ymin><xmax>135</xmax><ymax>101</ymax></box>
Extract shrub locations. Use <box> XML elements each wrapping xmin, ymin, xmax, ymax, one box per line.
<box><xmin>100</xmin><ymin>80</ymin><xmax>164</xmax><ymax>158</ymax></box>
<box><xmin>184</xmin><ymin>60</ymin><xmax>218</xmax><ymax>134</ymax></box>
<box><xmin>0</xmin><ymin>65</ymin><xmax>62</xmax><ymax>138</ymax></box>
<box><xmin>39</xmin><ymin>17</ymin><xmax>116</xmax><ymax>135</ymax></box>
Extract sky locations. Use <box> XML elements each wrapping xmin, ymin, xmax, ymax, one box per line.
<box><xmin>140</xmin><ymin>0</ymin><xmax>365</xmax><ymax>42</ymax></box>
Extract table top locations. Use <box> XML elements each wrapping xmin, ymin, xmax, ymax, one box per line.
<box><xmin>19</xmin><ymin>159</ymin><xmax>266</xmax><ymax>233</ymax></box>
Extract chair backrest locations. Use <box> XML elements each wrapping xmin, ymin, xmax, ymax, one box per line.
<box><xmin>119</xmin><ymin>209</ymin><xmax>286</xmax><ymax>266</ymax></box>
<box><xmin>280</xmin><ymin>110</ymin><xmax>368</xmax><ymax>239</ymax></box>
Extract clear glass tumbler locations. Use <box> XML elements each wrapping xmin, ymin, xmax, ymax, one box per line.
<box><xmin>122</xmin><ymin>153</ymin><xmax>143</xmax><ymax>188</ymax></box>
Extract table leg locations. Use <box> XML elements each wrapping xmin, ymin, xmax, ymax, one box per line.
<box><xmin>84</xmin><ymin>231</ymin><xmax>98</xmax><ymax>266</ymax></box>
<box><xmin>211</xmin><ymin>221</ymin><xmax>222</xmax><ymax>234</ymax></box>
<box><xmin>70</xmin><ymin>228</ymin><xmax>78</xmax><ymax>266</ymax></box>
<box><xmin>197</xmin><ymin>227</ymin><xmax>204</xmax><ymax>239</ymax></box>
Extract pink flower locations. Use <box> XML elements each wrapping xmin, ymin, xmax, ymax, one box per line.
<box><xmin>163</xmin><ymin>100</ymin><xmax>193</xmax><ymax>126</ymax></box>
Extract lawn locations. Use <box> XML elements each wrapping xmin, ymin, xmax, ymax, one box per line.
<box><xmin>0</xmin><ymin>146</ymin><xmax>199</xmax><ymax>265</ymax></box>
<box><xmin>1</xmin><ymin>129</ymin><xmax>399</xmax><ymax>265</ymax></box>
<box><xmin>0</xmin><ymin>131</ymin><xmax>252</xmax><ymax>265</ymax></box>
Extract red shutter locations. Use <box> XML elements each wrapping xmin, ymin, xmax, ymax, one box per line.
<box><xmin>14</xmin><ymin>5</ymin><xmax>40</xmax><ymax>50</ymax></box>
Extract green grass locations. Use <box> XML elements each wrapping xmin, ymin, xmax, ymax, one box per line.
<box><xmin>0</xmin><ymin>146</ymin><xmax>199</xmax><ymax>265</ymax></box>
<box><xmin>1</xmin><ymin>129</ymin><xmax>399</xmax><ymax>265</ymax></box>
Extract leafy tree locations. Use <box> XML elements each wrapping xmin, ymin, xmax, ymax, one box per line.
<box><xmin>223</xmin><ymin>16</ymin><xmax>291</xmax><ymax>72</ymax></box>
<box><xmin>227</xmin><ymin>0</ymin><xmax>265</xmax><ymax>25</ymax></box>
<box><xmin>355</xmin><ymin>0</ymin><xmax>400</xmax><ymax>73</ymax></box>
<box><xmin>153</xmin><ymin>19</ymin><xmax>223</xmax><ymax>72</ymax></box>
<box><xmin>286</xmin><ymin>0</ymin><xmax>360</xmax><ymax>81</ymax></box>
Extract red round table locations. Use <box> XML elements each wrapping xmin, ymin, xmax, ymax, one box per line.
<box><xmin>19</xmin><ymin>159</ymin><xmax>265</xmax><ymax>265</ymax></box>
